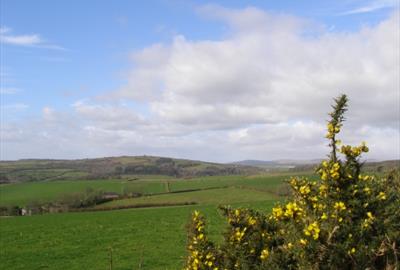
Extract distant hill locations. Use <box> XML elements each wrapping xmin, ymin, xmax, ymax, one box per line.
<box><xmin>0</xmin><ymin>156</ymin><xmax>263</xmax><ymax>183</ymax></box>
<box><xmin>232</xmin><ymin>159</ymin><xmax>399</xmax><ymax>173</ymax></box>
<box><xmin>1</xmin><ymin>156</ymin><xmax>397</xmax><ymax>184</ymax></box>
<box><xmin>231</xmin><ymin>160</ymin><xmax>277</xmax><ymax>166</ymax></box>
<box><xmin>231</xmin><ymin>159</ymin><xmax>323</xmax><ymax>169</ymax></box>
<box><xmin>289</xmin><ymin>159</ymin><xmax>400</xmax><ymax>173</ymax></box>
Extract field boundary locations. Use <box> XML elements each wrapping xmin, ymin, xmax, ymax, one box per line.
<box><xmin>74</xmin><ymin>201</ymin><xmax>197</xmax><ymax>212</ymax></box>
<box><xmin>235</xmin><ymin>185</ymin><xmax>282</xmax><ymax>198</ymax></box>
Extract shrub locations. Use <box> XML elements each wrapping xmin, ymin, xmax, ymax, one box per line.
<box><xmin>184</xmin><ymin>95</ymin><xmax>399</xmax><ymax>270</ymax></box>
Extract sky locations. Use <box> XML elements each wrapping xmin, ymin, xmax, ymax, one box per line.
<box><xmin>0</xmin><ymin>0</ymin><xmax>399</xmax><ymax>162</ymax></box>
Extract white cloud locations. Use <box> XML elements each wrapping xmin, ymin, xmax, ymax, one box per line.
<box><xmin>72</xmin><ymin>101</ymin><xmax>146</xmax><ymax>130</ymax></box>
<box><xmin>1</xmin><ymin>7</ymin><xmax>399</xmax><ymax>162</ymax></box>
<box><xmin>340</xmin><ymin>0</ymin><xmax>399</xmax><ymax>15</ymax></box>
<box><xmin>1</xmin><ymin>33</ymin><xmax>42</xmax><ymax>46</ymax></box>
<box><xmin>115</xmin><ymin>7</ymin><xmax>399</xmax><ymax>130</ymax></box>
<box><xmin>0</xmin><ymin>26</ymin><xmax>64</xmax><ymax>49</ymax></box>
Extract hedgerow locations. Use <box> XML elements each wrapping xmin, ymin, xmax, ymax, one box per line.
<box><xmin>184</xmin><ymin>95</ymin><xmax>399</xmax><ymax>270</ymax></box>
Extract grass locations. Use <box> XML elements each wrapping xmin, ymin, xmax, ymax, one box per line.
<box><xmin>0</xmin><ymin>180</ymin><xmax>167</xmax><ymax>206</ymax></box>
<box><xmin>0</xmin><ymin>201</ymin><xmax>276</xmax><ymax>270</ymax></box>
<box><xmin>97</xmin><ymin>186</ymin><xmax>280</xmax><ymax>208</ymax></box>
<box><xmin>1</xmin><ymin>167</ymin><xmax>394</xmax><ymax>270</ymax></box>
<box><xmin>0</xmin><ymin>173</ymin><xmax>292</xmax><ymax>269</ymax></box>
<box><xmin>170</xmin><ymin>172</ymin><xmax>316</xmax><ymax>192</ymax></box>
<box><xmin>0</xmin><ymin>173</ymin><xmax>301</xmax><ymax>207</ymax></box>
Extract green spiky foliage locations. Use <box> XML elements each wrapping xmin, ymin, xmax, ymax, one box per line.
<box><xmin>183</xmin><ymin>95</ymin><xmax>400</xmax><ymax>270</ymax></box>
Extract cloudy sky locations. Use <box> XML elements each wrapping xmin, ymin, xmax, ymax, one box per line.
<box><xmin>1</xmin><ymin>0</ymin><xmax>399</xmax><ymax>162</ymax></box>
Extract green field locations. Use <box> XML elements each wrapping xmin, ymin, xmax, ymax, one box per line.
<box><xmin>0</xmin><ymin>180</ymin><xmax>167</xmax><ymax>206</ymax></box>
<box><xmin>0</xmin><ymin>173</ymin><xmax>313</xmax><ymax>207</ymax></box>
<box><xmin>168</xmin><ymin>174</ymin><xmax>290</xmax><ymax>192</ymax></box>
<box><xmin>1</xmin><ymin>196</ymin><xmax>277</xmax><ymax>270</ymax></box>
<box><xmin>98</xmin><ymin>186</ymin><xmax>279</xmax><ymax>208</ymax></box>
<box><xmin>0</xmin><ymin>173</ymin><xmax>297</xmax><ymax>269</ymax></box>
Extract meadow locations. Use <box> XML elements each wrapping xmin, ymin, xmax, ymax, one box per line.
<box><xmin>0</xmin><ymin>201</ymin><xmax>277</xmax><ymax>270</ymax></box>
<box><xmin>0</xmin><ymin>173</ymin><xmax>311</xmax><ymax>207</ymax></box>
<box><xmin>0</xmin><ymin>173</ymin><xmax>294</xmax><ymax>269</ymax></box>
<box><xmin>0</xmin><ymin>179</ymin><xmax>167</xmax><ymax>206</ymax></box>
<box><xmin>0</xmin><ymin>166</ymin><xmax>397</xmax><ymax>269</ymax></box>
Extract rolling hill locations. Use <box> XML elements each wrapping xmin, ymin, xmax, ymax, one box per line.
<box><xmin>232</xmin><ymin>159</ymin><xmax>399</xmax><ymax>172</ymax></box>
<box><xmin>0</xmin><ymin>156</ymin><xmax>263</xmax><ymax>183</ymax></box>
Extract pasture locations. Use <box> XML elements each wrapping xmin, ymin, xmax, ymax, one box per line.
<box><xmin>97</xmin><ymin>186</ymin><xmax>279</xmax><ymax>208</ymax></box>
<box><xmin>0</xmin><ymin>173</ymin><xmax>308</xmax><ymax>269</ymax></box>
<box><xmin>0</xmin><ymin>173</ymin><xmax>315</xmax><ymax>207</ymax></box>
<box><xmin>0</xmin><ymin>180</ymin><xmax>166</xmax><ymax>206</ymax></box>
<box><xmin>1</xmin><ymin>193</ymin><xmax>277</xmax><ymax>269</ymax></box>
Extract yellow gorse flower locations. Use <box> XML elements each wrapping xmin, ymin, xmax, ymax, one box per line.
<box><xmin>340</xmin><ymin>142</ymin><xmax>368</xmax><ymax>157</ymax></box>
<box><xmin>330</xmin><ymin>162</ymin><xmax>340</xmax><ymax>180</ymax></box>
<box><xmin>248</xmin><ymin>217</ymin><xmax>256</xmax><ymax>226</ymax></box>
<box><xmin>348</xmin><ymin>247</ymin><xmax>356</xmax><ymax>254</ymax></box>
<box><xmin>334</xmin><ymin>201</ymin><xmax>346</xmax><ymax>211</ymax></box>
<box><xmin>326</xmin><ymin>122</ymin><xmax>340</xmax><ymax>139</ymax></box>
<box><xmin>234</xmin><ymin>227</ymin><xmax>247</xmax><ymax>242</ymax></box>
<box><xmin>284</xmin><ymin>202</ymin><xmax>304</xmax><ymax>220</ymax></box>
<box><xmin>186</xmin><ymin>210</ymin><xmax>219</xmax><ymax>270</ymax></box>
<box><xmin>234</xmin><ymin>209</ymin><xmax>240</xmax><ymax>216</ymax></box>
<box><xmin>299</xmin><ymin>185</ymin><xmax>311</xmax><ymax>195</ymax></box>
<box><xmin>362</xmin><ymin>212</ymin><xmax>375</xmax><ymax>229</ymax></box>
<box><xmin>272</xmin><ymin>206</ymin><xmax>284</xmax><ymax>220</ymax></box>
<box><xmin>377</xmin><ymin>192</ymin><xmax>386</xmax><ymax>200</ymax></box>
<box><xmin>299</xmin><ymin>238</ymin><xmax>308</xmax><ymax>245</ymax></box>
<box><xmin>319</xmin><ymin>184</ymin><xmax>328</xmax><ymax>196</ymax></box>
<box><xmin>303</xmin><ymin>221</ymin><xmax>320</xmax><ymax>240</ymax></box>
<box><xmin>260</xmin><ymin>249</ymin><xmax>269</xmax><ymax>260</ymax></box>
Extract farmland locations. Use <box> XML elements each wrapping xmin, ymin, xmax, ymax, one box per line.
<box><xmin>0</xmin><ymin>179</ymin><xmax>167</xmax><ymax>206</ymax></box>
<box><xmin>0</xmin><ymin>159</ymin><xmax>397</xmax><ymax>269</ymax></box>
<box><xmin>0</xmin><ymin>173</ymin><xmax>308</xmax><ymax>207</ymax></box>
<box><xmin>0</xmin><ymin>173</ymin><xmax>289</xmax><ymax>270</ymax></box>
<box><xmin>0</xmin><ymin>201</ymin><xmax>277</xmax><ymax>270</ymax></box>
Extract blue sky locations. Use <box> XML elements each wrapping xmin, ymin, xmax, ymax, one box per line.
<box><xmin>1</xmin><ymin>0</ymin><xmax>399</xmax><ymax>161</ymax></box>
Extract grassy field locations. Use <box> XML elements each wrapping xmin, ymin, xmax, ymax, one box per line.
<box><xmin>0</xmin><ymin>173</ymin><xmax>314</xmax><ymax>207</ymax></box>
<box><xmin>0</xmin><ymin>180</ymin><xmax>167</xmax><ymax>206</ymax></box>
<box><xmin>168</xmin><ymin>175</ymin><xmax>284</xmax><ymax>191</ymax></box>
<box><xmin>0</xmin><ymin>173</ymin><xmax>298</xmax><ymax>269</ymax></box>
<box><xmin>167</xmin><ymin>173</ymin><xmax>314</xmax><ymax>193</ymax></box>
<box><xmin>0</xmin><ymin>199</ymin><xmax>277</xmax><ymax>269</ymax></box>
<box><xmin>97</xmin><ymin>186</ymin><xmax>279</xmax><ymax>208</ymax></box>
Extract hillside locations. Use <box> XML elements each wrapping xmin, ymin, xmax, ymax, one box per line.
<box><xmin>232</xmin><ymin>159</ymin><xmax>323</xmax><ymax>169</ymax></box>
<box><xmin>0</xmin><ymin>156</ymin><xmax>263</xmax><ymax>183</ymax></box>
<box><xmin>233</xmin><ymin>159</ymin><xmax>399</xmax><ymax>172</ymax></box>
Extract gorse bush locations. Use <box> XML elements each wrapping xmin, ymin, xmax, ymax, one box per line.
<box><xmin>184</xmin><ymin>95</ymin><xmax>400</xmax><ymax>270</ymax></box>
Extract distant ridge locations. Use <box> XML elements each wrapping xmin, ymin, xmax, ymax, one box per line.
<box><xmin>1</xmin><ymin>156</ymin><xmax>397</xmax><ymax>184</ymax></box>
<box><xmin>231</xmin><ymin>159</ymin><xmax>399</xmax><ymax>170</ymax></box>
<box><xmin>231</xmin><ymin>159</ymin><xmax>323</xmax><ymax>168</ymax></box>
<box><xmin>0</xmin><ymin>155</ymin><xmax>263</xmax><ymax>183</ymax></box>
